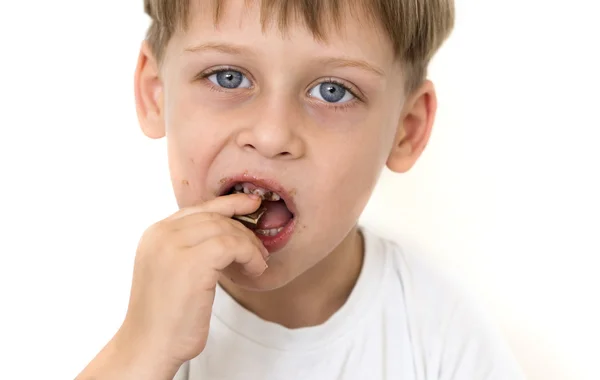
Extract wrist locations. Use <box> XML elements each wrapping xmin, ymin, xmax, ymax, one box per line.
<box><xmin>76</xmin><ymin>328</ymin><xmax>180</xmax><ymax>380</ymax></box>
<box><xmin>108</xmin><ymin>327</ymin><xmax>182</xmax><ymax>380</ymax></box>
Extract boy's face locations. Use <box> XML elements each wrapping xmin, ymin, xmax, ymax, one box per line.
<box><xmin>136</xmin><ymin>1</ymin><xmax>436</xmax><ymax>290</ymax></box>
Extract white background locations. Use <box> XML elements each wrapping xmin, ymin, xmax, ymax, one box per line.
<box><xmin>1</xmin><ymin>1</ymin><xmax>598</xmax><ymax>379</ymax></box>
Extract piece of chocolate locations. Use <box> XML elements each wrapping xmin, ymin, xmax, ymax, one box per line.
<box><xmin>232</xmin><ymin>207</ymin><xmax>267</xmax><ymax>226</ymax></box>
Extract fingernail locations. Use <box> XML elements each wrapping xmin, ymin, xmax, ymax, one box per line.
<box><xmin>248</xmin><ymin>193</ymin><xmax>260</xmax><ymax>200</ymax></box>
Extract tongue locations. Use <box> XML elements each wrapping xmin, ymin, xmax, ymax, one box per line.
<box><xmin>257</xmin><ymin>201</ymin><xmax>293</xmax><ymax>229</ymax></box>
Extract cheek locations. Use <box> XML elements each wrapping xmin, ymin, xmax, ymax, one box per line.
<box><xmin>312</xmin><ymin>133</ymin><xmax>387</xmax><ymax>222</ymax></box>
<box><xmin>164</xmin><ymin>89</ymin><xmax>222</xmax><ymax>206</ymax></box>
<box><xmin>334</xmin><ymin>156</ymin><xmax>382</xmax><ymax>218</ymax></box>
<box><xmin>167</xmin><ymin>139</ymin><xmax>209</xmax><ymax>206</ymax></box>
<box><xmin>307</xmin><ymin>104</ymin><xmax>369</xmax><ymax>133</ymax></box>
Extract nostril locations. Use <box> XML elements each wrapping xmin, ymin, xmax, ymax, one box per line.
<box><xmin>242</xmin><ymin>143</ymin><xmax>292</xmax><ymax>158</ymax></box>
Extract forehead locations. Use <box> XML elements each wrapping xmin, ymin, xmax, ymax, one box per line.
<box><xmin>166</xmin><ymin>0</ymin><xmax>398</xmax><ymax>73</ymax></box>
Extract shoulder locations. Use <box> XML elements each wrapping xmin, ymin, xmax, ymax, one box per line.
<box><xmin>363</xmin><ymin>227</ymin><xmax>468</xmax><ymax>313</ymax></box>
<box><xmin>365</xmin><ymin>228</ymin><xmax>526</xmax><ymax>379</ymax></box>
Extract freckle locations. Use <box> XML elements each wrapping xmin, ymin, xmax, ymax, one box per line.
<box><xmin>182</xmin><ymin>180</ymin><xmax>189</xmax><ymax>186</ymax></box>
<box><xmin>289</xmin><ymin>188</ymin><xmax>297</xmax><ymax>196</ymax></box>
<box><xmin>190</xmin><ymin>157</ymin><xmax>195</xmax><ymax>164</ymax></box>
<box><xmin>219</xmin><ymin>178</ymin><xmax>227</xmax><ymax>184</ymax></box>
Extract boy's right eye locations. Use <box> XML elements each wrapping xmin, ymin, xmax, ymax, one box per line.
<box><xmin>207</xmin><ymin>69</ymin><xmax>252</xmax><ymax>89</ymax></box>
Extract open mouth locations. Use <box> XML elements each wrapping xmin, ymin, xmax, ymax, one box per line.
<box><xmin>219</xmin><ymin>179</ymin><xmax>297</xmax><ymax>251</ymax></box>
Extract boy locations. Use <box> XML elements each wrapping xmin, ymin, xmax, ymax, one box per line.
<box><xmin>78</xmin><ymin>0</ymin><xmax>525</xmax><ymax>379</ymax></box>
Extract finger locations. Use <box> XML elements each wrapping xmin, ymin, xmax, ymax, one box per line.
<box><xmin>189</xmin><ymin>235</ymin><xmax>268</xmax><ymax>278</ymax></box>
<box><xmin>167</xmin><ymin>212</ymin><xmax>267</xmax><ymax>256</ymax></box>
<box><xmin>169</xmin><ymin>211</ymin><xmax>246</xmax><ymax>236</ymax></box>
<box><xmin>167</xmin><ymin>193</ymin><xmax>262</xmax><ymax>221</ymax></box>
<box><xmin>173</xmin><ymin>219</ymin><xmax>269</xmax><ymax>259</ymax></box>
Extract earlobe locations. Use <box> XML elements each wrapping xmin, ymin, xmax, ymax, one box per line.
<box><xmin>386</xmin><ymin>80</ymin><xmax>437</xmax><ymax>173</ymax></box>
<box><xmin>134</xmin><ymin>41</ymin><xmax>165</xmax><ymax>139</ymax></box>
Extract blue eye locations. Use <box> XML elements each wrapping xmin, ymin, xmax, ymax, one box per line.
<box><xmin>309</xmin><ymin>82</ymin><xmax>355</xmax><ymax>103</ymax></box>
<box><xmin>207</xmin><ymin>70</ymin><xmax>252</xmax><ymax>89</ymax></box>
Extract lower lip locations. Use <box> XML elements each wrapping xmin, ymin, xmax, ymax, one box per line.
<box><xmin>255</xmin><ymin>216</ymin><xmax>297</xmax><ymax>253</ymax></box>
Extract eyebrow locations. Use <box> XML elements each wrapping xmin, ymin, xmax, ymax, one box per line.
<box><xmin>184</xmin><ymin>42</ymin><xmax>385</xmax><ymax>77</ymax></box>
<box><xmin>317</xmin><ymin>57</ymin><xmax>385</xmax><ymax>77</ymax></box>
<box><xmin>184</xmin><ymin>42</ymin><xmax>255</xmax><ymax>56</ymax></box>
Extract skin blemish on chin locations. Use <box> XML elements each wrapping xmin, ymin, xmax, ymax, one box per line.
<box><xmin>182</xmin><ymin>180</ymin><xmax>190</xmax><ymax>186</ymax></box>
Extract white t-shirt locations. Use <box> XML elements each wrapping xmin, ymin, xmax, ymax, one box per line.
<box><xmin>173</xmin><ymin>228</ymin><xmax>525</xmax><ymax>380</ymax></box>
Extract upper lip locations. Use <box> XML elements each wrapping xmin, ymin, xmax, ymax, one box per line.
<box><xmin>217</xmin><ymin>174</ymin><xmax>297</xmax><ymax>216</ymax></box>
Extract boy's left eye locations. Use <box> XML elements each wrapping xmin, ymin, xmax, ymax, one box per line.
<box><xmin>308</xmin><ymin>82</ymin><xmax>355</xmax><ymax>103</ymax></box>
<box><xmin>207</xmin><ymin>69</ymin><xmax>252</xmax><ymax>89</ymax></box>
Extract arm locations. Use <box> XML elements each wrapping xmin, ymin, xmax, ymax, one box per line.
<box><xmin>75</xmin><ymin>193</ymin><xmax>266</xmax><ymax>380</ymax></box>
<box><xmin>75</xmin><ymin>329</ymin><xmax>181</xmax><ymax>380</ymax></box>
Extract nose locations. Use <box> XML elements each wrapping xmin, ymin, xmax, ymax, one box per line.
<box><xmin>235</xmin><ymin>99</ymin><xmax>306</xmax><ymax>160</ymax></box>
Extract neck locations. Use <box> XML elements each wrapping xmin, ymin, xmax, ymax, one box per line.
<box><xmin>221</xmin><ymin>226</ymin><xmax>364</xmax><ymax>328</ymax></box>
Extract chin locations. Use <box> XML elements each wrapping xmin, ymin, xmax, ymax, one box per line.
<box><xmin>222</xmin><ymin>263</ymin><xmax>298</xmax><ymax>292</ymax></box>
<box><xmin>226</xmin><ymin>275</ymin><xmax>286</xmax><ymax>292</ymax></box>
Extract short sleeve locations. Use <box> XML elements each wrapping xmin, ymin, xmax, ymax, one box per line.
<box><xmin>436</xmin><ymin>297</ymin><xmax>526</xmax><ymax>380</ymax></box>
<box><xmin>391</xmin><ymin>244</ymin><xmax>526</xmax><ymax>380</ymax></box>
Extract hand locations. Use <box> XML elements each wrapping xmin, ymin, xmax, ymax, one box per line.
<box><xmin>108</xmin><ymin>193</ymin><xmax>268</xmax><ymax>377</ymax></box>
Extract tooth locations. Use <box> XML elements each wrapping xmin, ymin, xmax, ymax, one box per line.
<box><xmin>238</xmin><ymin>183</ymin><xmax>279</xmax><ymax>201</ymax></box>
<box><xmin>272</xmin><ymin>228</ymin><xmax>281</xmax><ymax>236</ymax></box>
<box><xmin>254</xmin><ymin>227</ymin><xmax>283</xmax><ymax>236</ymax></box>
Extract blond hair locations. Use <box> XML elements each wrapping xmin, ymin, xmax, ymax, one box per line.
<box><xmin>143</xmin><ymin>0</ymin><xmax>454</xmax><ymax>93</ymax></box>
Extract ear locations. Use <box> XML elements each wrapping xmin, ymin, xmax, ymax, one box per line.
<box><xmin>134</xmin><ymin>41</ymin><xmax>165</xmax><ymax>139</ymax></box>
<box><xmin>386</xmin><ymin>80</ymin><xmax>437</xmax><ymax>173</ymax></box>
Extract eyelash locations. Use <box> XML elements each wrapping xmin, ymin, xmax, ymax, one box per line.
<box><xmin>312</xmin><ymin>77</ymin><xmax>362</xmax><ymax>110</ymax></box>
<box><xmin>197</xmin><ymin>67</ymin><xmax>363</xmax><ymax>109</ymax></box>
<box><xmin>198</xmin><ymin>67</ymin><xmax>254</xmax><ymax>92</ymax></box>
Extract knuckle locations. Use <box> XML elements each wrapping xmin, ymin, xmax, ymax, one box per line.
<box><xmin>139</xmin><ymin>220</ymin><xmax>180</xmax><ymax>255</ymax></box>
<box><xmin>139</xmin><ymin>223</ymin><xmax>162</xmax><ymax>249</ymax></box>
<box><xmin>150</xmin><ymin>219</ymin><xmax>169</xmax><ymax>236</ymax></box>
